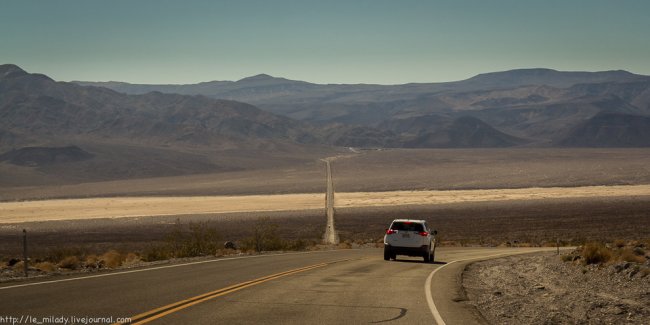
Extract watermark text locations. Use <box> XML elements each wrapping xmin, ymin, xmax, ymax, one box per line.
<box><xmin>0</xmin><ymin>315</ymin><xmax>131</xmax><ymax>325</ymax></box>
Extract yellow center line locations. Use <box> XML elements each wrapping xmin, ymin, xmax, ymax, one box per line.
<box><xmin>114</xmin><ymin>260</ymin><xmax>348</xmax><ymax>325</ymax></box>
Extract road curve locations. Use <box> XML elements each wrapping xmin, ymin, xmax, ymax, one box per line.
<box><xmin>0</xmin><ymin>247</ymin><xmax>553</xmax><ymax>324</ymax></box>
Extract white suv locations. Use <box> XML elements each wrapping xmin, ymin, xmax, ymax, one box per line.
<box><xmin>384</xmin><ymin>219</ymin><xmax>437</xmax><ymax>263</ymax></box>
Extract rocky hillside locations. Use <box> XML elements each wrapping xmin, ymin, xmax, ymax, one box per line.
<box><xmin>0</xmin><ymin>146</ymin><xmax>93</xmax><ymax>167</ymax></box>
<box><xmin>559</xmin><ymin>113</ymin><xmax>650</xmax><ymax>147</ymax></box>
<box><xmin>382</xmin><ymin>115</ymin><xmax>527</xmax><ymax>148</ymax></box>
<box><xmin>0</xmin><ymin>64</ymin><xmax>317</xmax><ymax>150</ymax></box>
<box><xmin>0</xmin><ymin>64</ymin><xmax>333</xmax><ymax>184</ymax></box>
<box><xmin>1</xmin><ymin>64</ymin><xmax>535</xmax><ymax>152</ymax></box>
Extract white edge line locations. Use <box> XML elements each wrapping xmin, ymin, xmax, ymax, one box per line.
<box><xmin>425</xmin><ymin>260</ymin><xmax>457</xmax><ymax>325</ymax></box>
<box><xmin>425</xmin><ymin>250</ymin><xmax>549</xmax><ymax>325</ymax></box>
<box><xmin>0</xmin><ymin>249</ymin><xmax>356</xmax><ymax>291</ymax></box>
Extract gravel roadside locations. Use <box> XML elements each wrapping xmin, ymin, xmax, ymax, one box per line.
<box><xmin>463</xmin><ymin>252</ymin><xmax>650</xmax><ymax>324</ymax></box>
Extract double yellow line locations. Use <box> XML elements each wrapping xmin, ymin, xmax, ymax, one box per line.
<box><xmin>115</xmin><ymin>261</ymin><xmax>335</xmax><ymax>325</ymax></box>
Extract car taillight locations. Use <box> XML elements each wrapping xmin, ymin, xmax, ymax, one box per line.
<box><xmin>386</xmin><ymin>229</ymin><xmax>396</xmax><ymax>235</ymax></box>
<box><xmin>418</xmin><ymin>231</ymin><xmax>429</xmax><ymax>236</ymax></box>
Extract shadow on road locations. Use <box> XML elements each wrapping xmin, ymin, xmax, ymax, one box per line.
<box><xmin>390</xmin><ymin>259</ymin><xmax>448</xmax><ymax>265</ymax></box>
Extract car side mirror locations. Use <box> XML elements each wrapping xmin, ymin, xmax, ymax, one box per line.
<box><xmin>432</xmin><ymin>230</ymin><xmax>438</xmax><ymax>235</ymax></box>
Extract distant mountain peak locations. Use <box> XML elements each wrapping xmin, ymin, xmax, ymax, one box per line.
<box><xmin>0</xmin><ymin>64</ymin><xmax>28</xmax><ymax>79</ymax></box>
<box><xmin>463</xmin><ymin>68</ymin><xmax>642</xmax><ymax>89</ymax></box>
<box><xmin>472</xmin><ymin>68</ymin><xmax>635</xmax><ymax>78</ymax></box>
<box><xmin>476</xmin><ymin>68</ymin><xmax>557</xmax><ymax>76</ymax></box>
<box><xmin>237</xmin><ymin>74</ymin><xmax>277</xmax><ymax>82</ymax></box>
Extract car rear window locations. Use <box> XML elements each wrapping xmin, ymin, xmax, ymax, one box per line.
<box><xmin>390</xmin><ymin>222</ymin><xmax>424</xmax><ymax>232</ymax></box>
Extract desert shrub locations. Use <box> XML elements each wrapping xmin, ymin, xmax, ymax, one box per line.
<box><xmin>165</xmin><ymin>221</ymin><xmax>221</xmax><ymax>257</ymax></box>
<box><xmin>285</xmin><ymin>238</ymin><xmax>315</xmax><ymax>251</ymax></box>
<box><xmin>123</xmin><ymin>252</ymin><xmax>141</xmax><ymax>266</ymax></box>
<box><xmin>34</xmin><ymin>262</ymin><xmax>57</xmax><ymax>272</ymax></box>
<box><xmin>337</xmin><ymin>240</ymin><xmax>353</xmax><ymax>249</ymax></box>
<box><xmin>84</xmin><ymin>254</ymin><xmax>100</xmax><ymax>268</ymax></box>
<box><xmin>582</xmin><ymin>242</ymin><xmax>612</xmax><ymax>265</ymax></box>
<box><xmin>100</xmin><ymin>250</ymin><xmax>123</xmax><ymax>268</ymax></box>
<box><xmin>629</xmin><ymin>240</ymin><xmax>643</xmax><ymax>248</ymax></box>
<box><xmin>542</xmin><ymin>241</ymin><xmax>557</xmax><ymax>247</ymax></box>
<box><xmin>569</xmin><ymin>238</ymin><xmax>587</xmax><ymax>246</ymax></box>
<box><xmin>240</xmin><ymin>217</ymin><xmax>283</xmax><ymax>252</ymax></box>
<box><xmin>142</xmin><ymin>244</ymin><xmax>172</xmax><ymax>262</ymax></box>
<box><xmin>12</xmin><ymin>261</ymin><xmax>25</xmax><ymax>271</ymax></box>
<box><xmin>613</xmin><ymin>239</ymin><xmax>626</xmax><ymax>248</ymax></box>
<box><xmin>619</xmin><ymin>248</ymin><xmax>646</xmax><ymax>264</ymax></box>
<box><xmin>632</xmin><ymin>247</ymin><xmax>646</xmax><ymax>256</ymax></box>
<box><xmin>58</xmin><ymin>256</ymin><xmax>80</xmax><ymax>270</ymax></box>
<box><xmin>215</xmin><ymin>248</ymin><xmax>237</xmax><ymax>257</ymax></box>
<box><xmin>45</xmin><ymin>247</ymin><xmax>84</xmax><ymax>263</ymax></box>
<box><xmin>561</xmin><ymin>254</ymin><xmax>574</xmax><ymax>262</ymax></box>
<box><xmin>641</xmin><ymin>267</ymin><xmax>650</xmax><ymax>278</ymax></box>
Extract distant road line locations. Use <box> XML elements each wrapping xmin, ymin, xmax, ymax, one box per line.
<box><xmin>322</xmin><ymin>158</ymin><xmax>339</xmax><ymax>244</ymax></box>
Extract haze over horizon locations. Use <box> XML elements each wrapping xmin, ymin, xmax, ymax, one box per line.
<box><xmin>2</xmin><ymin>0</ymin><xmax>649</xmax><ymax>85</ymax></box>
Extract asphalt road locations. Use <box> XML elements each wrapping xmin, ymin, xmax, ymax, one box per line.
<box><xmin>322</xmin><ymin>158</ymin><xmax>339</xmax><ymax>245</ymax></box>
<box><xmin>0</xmin><ymin>247</ymin><xmax>554</xmax><ymax>325</ymax></box>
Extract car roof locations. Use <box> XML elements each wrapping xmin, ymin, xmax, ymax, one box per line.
<box><xmin>391</xmin><ymin>219</ymin><xmax>425</xmax><ymax>223</ymax></box>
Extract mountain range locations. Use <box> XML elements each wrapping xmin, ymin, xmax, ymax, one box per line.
<box><xmin>76</xmin><ymin>68</ymin><xmax>650</xmax><ymax>147</ymax></box>
<box><xmin>2</xmin><ymin>63</ymin><xmax>650</xmax><ymax>184</ymax></box>
<box><xmin>0</xmin><ymin>64</ymin><xmax>331</xmax><ymax>184</ymax></box>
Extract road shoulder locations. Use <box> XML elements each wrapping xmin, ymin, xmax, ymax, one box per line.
<box><xmin>427</xmin><ymin>248</ymin><xmax>557</xmax><ymax>325</ymax></box>
<box><xmin>462</xmin><ymin>251</ymin><xmax>650</xmax><ymax>324</ymax></box>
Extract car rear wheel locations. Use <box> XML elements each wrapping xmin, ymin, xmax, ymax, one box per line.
<box><xmin>383</xmin><ymin>246</ymin><xmax>391</xmax><ymax>261</ymax></box>
<box><xmin>423</xmin><ymin>251</ymin><xmax>431</xmax><ymax>263</ymax></box>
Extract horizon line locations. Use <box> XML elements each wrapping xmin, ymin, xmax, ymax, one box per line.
<box><xmin>2</xmin><ymin>63</ymin><xmax>646</xmax><ymax>86</ymax></box>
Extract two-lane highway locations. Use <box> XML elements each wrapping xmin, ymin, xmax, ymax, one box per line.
<box><xmin>0</xmin><ymin>247</ymin><xmax>554</xmax><ymax>324</ymax></box>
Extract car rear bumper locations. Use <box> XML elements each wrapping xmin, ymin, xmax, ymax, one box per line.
<box><xmin>384</xmin><ymin>244</ymin><xmax>429</xmax><ymax>257</ymax></box>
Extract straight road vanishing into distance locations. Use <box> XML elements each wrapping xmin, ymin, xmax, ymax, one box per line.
<box><xmin>322</xmin><ymin>158</ymin><xmax>339</xmax><ymax>245</ymax></box>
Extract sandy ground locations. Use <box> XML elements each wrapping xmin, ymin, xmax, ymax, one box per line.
<box><xmin>332</xmin><ymin>148</ymin><xmax>650</xmax><ymax>193</ymax></box>
<box><xmin>0</xmin><ymin>194</ymin><xmax>324</xmax><ymax>223</ymax></box>
<box><xmin>463</xmin><ymin>252</ymin><xmax>650</xmax><ymax>324</ymax></box>
<box><xmin>335</xmin><ymin>185</ymin><xmax>650</xmax><ymax>208</ymax></box>
<box><xmin>3</xmin><ymin>148</ymin><xmax>650</xmax><ymax>202</ymax></box>
<box><xmin>1</xmin><ymin>185</ymin><xmax>649</xmax><ymax>224</ymax></box>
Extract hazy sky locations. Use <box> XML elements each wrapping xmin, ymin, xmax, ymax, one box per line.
<box><xmin>1</xmin><ymin>0</ymin><xmax>649</xmax><ymax>84</ymax></box>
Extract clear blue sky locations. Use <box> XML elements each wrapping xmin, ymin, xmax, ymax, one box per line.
<box><xmin>1</xmin><ymin>0</ymin><xmax>649</xmax><ymax>84</ymax></box>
